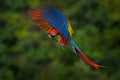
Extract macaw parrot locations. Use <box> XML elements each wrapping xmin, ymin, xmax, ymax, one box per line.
<box><xmin>28</xmin><ymin>6</ymin><xmax>104</xmax><ymax>69</ymax></box>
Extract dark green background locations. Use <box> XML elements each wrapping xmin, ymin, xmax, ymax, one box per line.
<box><xmin>0</xmin><ymin>0</ymin><xmax>120</xmax><ymax>80</ymax></box>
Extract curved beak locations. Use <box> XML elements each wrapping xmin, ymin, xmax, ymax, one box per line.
<box><xmin>48</xmin><ymin>35</ymin><xmax>52</xmax><ymax>38</ymax></box>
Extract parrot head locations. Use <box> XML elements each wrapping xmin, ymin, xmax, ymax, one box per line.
<box><xmin>47</xmin><ymin>29</ymin><xmax>59</xmax><ymax>38</ymax></box>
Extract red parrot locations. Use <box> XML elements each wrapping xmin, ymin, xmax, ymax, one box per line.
<box><xmin>28</xmin><ymin>6</ymin><xmax>105</xmax><ymax>69</ymax></box>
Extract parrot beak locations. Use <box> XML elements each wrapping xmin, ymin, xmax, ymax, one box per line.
<box><xmin>48</xmin><ymin>35</ymin><xmax>52</xmax><ymax>38</ymax></box>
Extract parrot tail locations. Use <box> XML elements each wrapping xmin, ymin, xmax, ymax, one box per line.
<box><xmin>70</xmin><ymin>40</ymin><xmax>105</xmax><ymax>69</ymax></box>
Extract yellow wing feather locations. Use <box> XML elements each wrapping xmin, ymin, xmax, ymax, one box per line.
<box><xmin>67</xmin><ymin>19</ymin><xmax>74</xmax><ymax>36</ymax></box>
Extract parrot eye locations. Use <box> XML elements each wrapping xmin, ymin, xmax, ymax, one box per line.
<box><xmin>50</xmin><ymin>32</ymin><xmax>56</xmax><ymax>37</ymax></box>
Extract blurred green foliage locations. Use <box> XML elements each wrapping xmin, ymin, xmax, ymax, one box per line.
<box><xmin>0</xmin><ymin>0</ymin><xmax>120</xmax><ymax>80</ymax></box>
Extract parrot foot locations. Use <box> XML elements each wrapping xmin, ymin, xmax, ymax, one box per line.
<box><xmin>55</xmin><ymin>43</ymin><xmax>64</xmax><ymax>49</ymax></box>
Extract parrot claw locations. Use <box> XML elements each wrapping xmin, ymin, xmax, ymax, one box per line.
<box><xmin>55</xmin><ymin>43</ymin><xmax>64</xmax><ymax>49</ymax></box>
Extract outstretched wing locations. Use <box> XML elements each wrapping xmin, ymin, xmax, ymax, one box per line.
<box><xmin>28</xmin><ymin>9</ymin><xmax>53</xmax><ymax>32</ymax></box>
<box><xmin>28</xmin><ymin>6</ymin><xmax>73</xmax><ymax>41</ymax></box>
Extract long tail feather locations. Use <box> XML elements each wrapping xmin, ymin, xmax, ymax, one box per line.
<box><xmin>70</xmin><ymin>40</ymin><xmax>105</xmax><ymax>69</ymax></box>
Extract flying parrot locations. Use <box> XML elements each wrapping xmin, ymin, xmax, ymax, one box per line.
<box><xmin>28</xmin><ymin>6</ymin><xmax>104</xmax><ymax>69</ymax></box>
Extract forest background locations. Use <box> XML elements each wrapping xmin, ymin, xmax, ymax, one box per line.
<box><xmin>0</xmin><ymin>0</ymin><xmax>120</xmax><ymax>80</ymax></box>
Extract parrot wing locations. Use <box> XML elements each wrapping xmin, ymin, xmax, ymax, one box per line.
<box><xmin>28</xmin><ymin>6</ymin><xmax>72</xmax><ymax>42</ymax></box>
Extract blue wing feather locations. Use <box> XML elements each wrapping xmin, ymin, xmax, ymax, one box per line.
<box><xmin>41</xmin><ymin>6</ymin><xmax>71</xmax><ymax>41</ymax></box>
